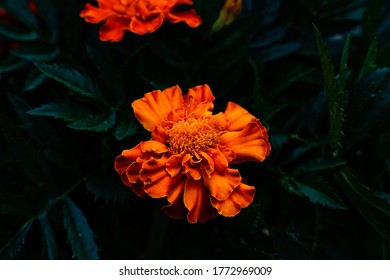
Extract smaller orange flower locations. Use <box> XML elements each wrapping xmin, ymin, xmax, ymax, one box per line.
<box><xmin>211</xmin><ymin>0</ymin><xmax>242</xmax><ymax>33</ymax></box>
<box><xmin>115</xmin><ymin>84</ymin><xmax>271</xmax><ymax>223</ymax></box>
<box><xmin>80</xmin><ymin>0</ymin><xmax>202</xmax><ymax>42</ymax></box>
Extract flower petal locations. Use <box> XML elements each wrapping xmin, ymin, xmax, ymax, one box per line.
<box><xmin>205</xmin><ymin>148</ymin><xmax>228</xmax><ymax>174</ymax></box>
<box><xmin>114</xmin><ymin>143</ymin><xmax>143</xmax><ymax>175</ymax></box>
<box><xmin>97</xmin><ymin>0</ymin><xmax>119</xmax><ymax>9</ymax></box>
<box><xmin>165</xmin><ymin>10</ymin><xmax>202</xmax><ymax>27</ymax></box>
<box><xmin>132</xmin><ymin>85</ymin><xmax>184</xmax><ymax>131</ymax></box>
<box><xmin>151</xmin><ymin>125</ymin><xmax>169</xmax><ymax>143</ymax></box>
<box><xmin>211</xmin><ymin>183</ymin><xmax>255</xmax><ymax>217</ymax></box>
<box><xmin>139</xmin><ymin>156</ymin><xmax>180</xmax><ymax>198</ymax></box>
<box><xmin>184</xmin><ymin>179</ymin><xmax>217</xmax><ymax>223</ymax></box>
<box><xmin>220</xmin><ymin>119</ymin><xmax>271</xmax><ymax>163</ymax></box>
<box><xmin>182</xmin><ymin>153</ymin><xmax>202</xmax><ymax>180</ymax></box>
<box><xmin>224</xmin><ymin>101</ymin><xmax>256</xmax><ymax>131</ymax></box>
<box><xmin>140</xmin><ymin>140</ymin><xmax>168</xmax><ymax>154</ymax></box>
<box><xmin>209</xmin><ymin>112</ymin><xmax>228</xmax><ymax>130</ymax></box>
<box><xmin>166</xmin><ymin>153</ymin><xmax>184</xmax><ymax>177</ymax></box>
<box><xmin>184</xmin><ymin>84</ymin><xmax>215</xmax><ymax>115</ymax></box>
<box><xmin>218</xmin><ymin>145</ymin><xmax>236</xmax><ymax>163</ymax></box>
<box><xmin>161</xmin><ymin>178</ymin><xmax>187</xmax><ymax>219</ymax></box>
<box><xmin>126</xmin><ymin>178</ymin><xmax>148</xmax><ymax>198</ymax></box>
<box><xmin>79</xmin><ymin>3</ymin><xmax>115</xmax><ymax>23</ymax></box>
<box><xmin>129</xmin><ymin>14</ymin><xmax>164</xmax><ymax>35</ymax></box>
<box><xmin>126</xmin><ymin>159</ymin><xmax>143</xmax><ymax>184</ymax></box>
<box><xmin>199</xmin><ymin>151</ymin><xmax>214</xmax><ymax>178</ymax></box>
<box><xmin>99</xmin><ymin>16</ymin><xmax>130</xmax><ymax>42</ymax></box>
<box><xmin>203</xmin><ymin>168</ymin><xmax>241</xmax><ymax>201</ymax></box>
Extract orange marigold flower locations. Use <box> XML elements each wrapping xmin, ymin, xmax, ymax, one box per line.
<box><xmin>79</xmin><ymin>0</ymin><xmax>202</xmax><ymax>42</ymax></box>
<box><xmin>114</xmin><ymin>84</ymin><xmax>271</xmax><ymax>223</ymax></box>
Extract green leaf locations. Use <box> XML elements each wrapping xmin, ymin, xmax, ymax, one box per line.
<box><xmin>39</xmin><ymin>215</ymin><xmax>58</xmax><ymax>260</ymax></box>
<box><xmin>358</xmin><ymin>37</ymin><xmax>378</xmax><ymax>80</ymax></box>
<box><xmin>68</xmin><ymin>111</ymin><xmax>116</xmax><ymax>132</ymax></box>
<box><xmin>0</xmin><ymin>24</ymin><xmax>38</xmax><ymax>41</ymax></box>
<box><xmin>0</xmin><ymin>0</ymin><xmax>38</xmax><ymax>30</ymax></box>
<box><xmin>336</xmin><ymin>168</ymin><xmax>390</xmax><ymax>243</ymax></box>
<box><xmin>85</xmin><ymin>168</ymin><xmax>133</xmax><ymax>203</ymax></box>
<box><xmin>27</xmin><ymin>102</ymin><xmax>89</xmax><ymax>122</ymax></box>
<box><xmin>338</xmin><ymin>167</ymin><xmax>390</xmax><ymax>217</ymax></box>
<box><xmin>0</xmin><ymin>219</ymin><xmax>34</xmax><ymax>259</ymax></box>
<box><xmin>23</xmin><ymin>67</ymin><xmax>47</xmax><ymax>91</ymax></box>
<box><xmin>292</xmin><ymin>158</ymin><xmax>347</xmax><ymax>176</ymax></box>
<box><xmin>28</xmin><ymin>102</ymin><xmax>116</xmax><ymax>133</ymax></box>
<box><xmin>0</xmin><ymin>56</ymin><xmax>27</xmax><ymax>73</ymax></box>
<box><xmin>63</xmin><ymin>197</ymin><xmax>99</xmax><ymax>260</ymax></box>
<box><xmin>284</xmin><ymin>175</ymin><xmax>347</xmax><ymax>209</ymax></box>
<box><xmin>114</xmin><ymin>116</ymin><xmax>137</xmax><ymax>141</ymax></box>
<box><xmin>313</xmin><ymin>24</ymin><xmax>344</xmax><ymax>154</ymax></box>
<box><xmin>10</xmin><ymin>42</ymin><xmax>59</xmax><ymax>61</ymax></box>
<box><xmin>282</xmin><ymin>139</ymin><xmax>325</xmax><ymax>165</ymax></box>
<box><xmin>0</xmin><ymin>112</ymin><xmax>46</xmax><ymax>185</ymax></box>
<box><xmin>34</xmin><ymin>62</ymin><xmax>104</xmax><ymax>102</ymax></box>
<box><xmin>33</xmin><ymin>0</ymin><xmax>59</xmax><ymax>41</ymax></box>
<box><xmin>362</xmin><ymin>0</ymin><xmax>383</xmax><ymax>40</ymax></box>
<box><xmin>338</xmin><ymin>34</ymin><xmax>351</xmax><ymax>93</ymax></box>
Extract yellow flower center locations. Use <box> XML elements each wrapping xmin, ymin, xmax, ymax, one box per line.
<box><xmin>168</xmin><ymin>117</ymin><xmax>225</xmax><ymax>154</ymax></box>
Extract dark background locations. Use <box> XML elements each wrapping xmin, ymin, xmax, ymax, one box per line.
<box><xmin>1</xmin><ymin>0</ymin><xmax>390</xmax><ymax>259</ymax></box>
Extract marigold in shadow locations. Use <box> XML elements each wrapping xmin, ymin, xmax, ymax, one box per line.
<box><xmin>115</xmin><ymin>85</ymin><xmax>271</xmax><ymax>223</ymax></box>
<box><xmin>80</xmin><ymin>0</ymin><xmax>202</xmax><ymax>42</ymax></box>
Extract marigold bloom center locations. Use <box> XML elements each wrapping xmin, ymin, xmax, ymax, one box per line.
<box><xmin>167</xmin><ymin>117</ymin><xmax>225</xmax><ymax>154</ymax></box>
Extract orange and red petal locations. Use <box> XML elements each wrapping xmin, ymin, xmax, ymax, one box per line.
<box><xmin>151</xmin><ymin>125</ymin><xmax>169</xmax><ymax>143</ymax></box>
<box><xmin>140</xmin><ymin>140</ymin><xmax>168</xmax><ymax>154</ymax></box>
<box><xmin>114</xmin><ymin>143</ymin><xmax>144</xmax><ymax>175</ymax></box>
<box><xmin>79</xmin><ymin>3</ymin><xmax>116</xmax><ymax>24</ymax></box>
<box><xmin>184</xmin><ymin>179</ymin><xmax>218</xmax><ymax>223</ymax></box>
<box><xmin>203</xmin><ymin>168</ymin><xmax>241</xmax><ymax>201</ymax></box>
<box><xmin>199</xmin><ymin>151</ymin><xmax>214</xmax><ymax>178</ymax></box>
<box><xmin>129</xmin><ymin>14</ymin><xmax>164</xmax><ymax>35</ymax></box>
<box><xmin>205</xmin><ymin>147</ymin><xmax>229</xmax><ymax>174</ymax></box>
<box><xmin>132</xmin><ymin>85</ymin><xmax>184</xmax><ymax>131</ymax></box>
<box><xmin>99</xmin><ymin>16</ymin><xmax>130</xmax><ymax>42</ymax></box>
<box><xmin>211</xmin><ymin>183</ymin><xmax>255</xmax><ymax>217</ymax></box>
<box><xmin>209</xmin><ymin>112</ymin><xmax>228</xmax><ymax>130</ymax></box>
<box><xmin>165</xmin><ymin>10</ymin><xmax>202</xmax><ymax>27</ymax></box>
<box><xmin>139</xmin><ymin>156</ymin><xmax>178</xmax><ymax>198</ymax></box>
<box><xmin>223</xmin><ymin>102</ymin><xmax>256</xmax><ymax>131</ymax></box>
<box><xmin>161</xmin><ymin>178</ymin><xmax>187</xmax><ymax>219</ymax></box>
<box><xmin>166</xmin><ymin>153</ymin><xmax>185</xmax><ymax>177</ymax></box>
<box><xmin>184</xmin><ymin>84</ymin><xmax>215</xmax><ymax>115</ymax></box>
<box><xmin>126</xmin><ymin>159</ymin><xmax>144</xmax><ymax>184</ymax></box>
<box><xmin>96</xmin><ymin>0</ymin><xmax>119</xmax><ymax>10</ymax></box>
<box><xmin>182</xmin><ymin>153</ymin><xmax>202</xmax><ymax>180</ymax></box>
<box><xmin>218</xmin><ymin>145</ymin><xmax>236</xmax><ymax>163</ymax></box>
<box><xmin>128</xmin><ymin>180</ymin><xmax>148</xmax><ymax>198</ymax></box>
<box><xmin>220</xmin><ymin>119</ymin><xmax>271</xmax><ymax>163</ymax></box>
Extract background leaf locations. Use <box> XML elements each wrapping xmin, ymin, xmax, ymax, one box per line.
<box><xmin>313</xmin><ymin>24</ymin><xmax>344</xmax><ymax>154</ymax></box>
<box><xmin>34</xmin><ymin>62</ymin><xmax>104</xmax><ymax>102</ymax></box>
<box><xmin>63</xmin><ymin>197</ymin><xmax>99</xmax><ymax>260</ymax></box>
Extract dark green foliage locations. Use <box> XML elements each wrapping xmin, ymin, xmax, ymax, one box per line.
<box><xmin>63</xmin><ymin>198</ymin><xmax>99</xmax><ymax>260</ymax></box>
<box><xmin>1</xmin><ymin>0</ymin><xmax>390</xmax><ymax>260</ymax></box>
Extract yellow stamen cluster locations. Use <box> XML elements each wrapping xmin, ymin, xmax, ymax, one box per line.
<box><xmin>168</xmin><ymin>117</ymin><xmax>225</xmax><ymax>154</ymax></box>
